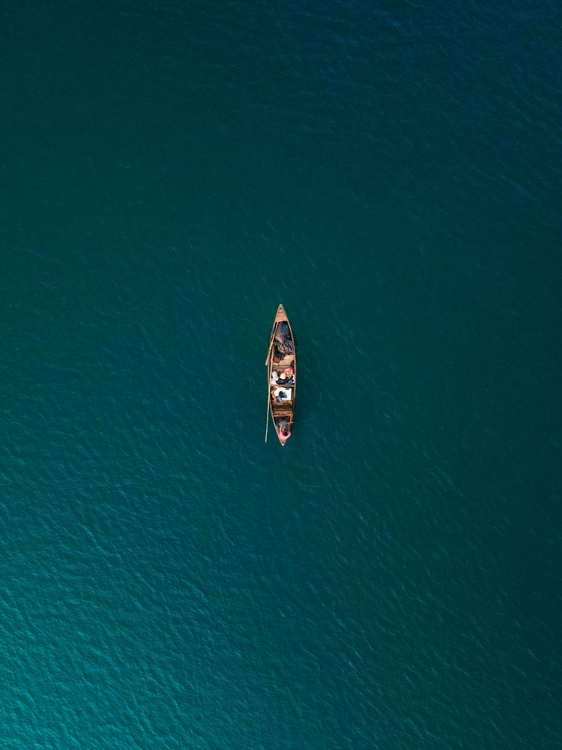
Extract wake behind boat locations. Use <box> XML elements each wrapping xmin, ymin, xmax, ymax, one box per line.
<box><xmin>265</xmin><ymin>304</ymin><xmax>296</xmax><ymax>445</ymax></box>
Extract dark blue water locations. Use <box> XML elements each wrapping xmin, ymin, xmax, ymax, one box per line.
<box><xmin>2</xmin><ymin>1</ymin><xmax>561</xmax><ymax>747</ymax></box>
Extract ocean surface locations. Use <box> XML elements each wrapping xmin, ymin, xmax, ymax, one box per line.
<box><xmin>1</xmin><ymin>1</ymin><xmax>561</xmax><ymax>747</ymax></box>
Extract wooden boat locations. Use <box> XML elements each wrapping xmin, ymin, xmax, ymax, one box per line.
<box><xmin>265</xmin><ymin>304</ymin><xmax>296</xmax><ymax>445</ymax></box>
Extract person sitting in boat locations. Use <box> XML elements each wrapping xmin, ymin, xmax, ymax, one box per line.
<box><xmin>276</xmin><ymin>367</ymin><xmax>294</xmax><ymax>385</ymax></box>
<box><xmin>279</xmin><ymin>419</ymin><xmax>291</xmax><ymax>439</ymax></box>
<box><xmin>275</xmin><ymin>388</ymin><xmax>291</xmax><ymax>403</ymax></box>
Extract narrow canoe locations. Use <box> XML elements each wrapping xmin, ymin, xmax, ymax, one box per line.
<box><xmin>265</xmin><ymin>304</ymin><xmax>296</xmax><ymax>445</ymax></box>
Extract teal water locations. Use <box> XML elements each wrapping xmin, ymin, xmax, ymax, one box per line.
<box><xmin>2</xmin><ymin>1</ymin><xmax>561</xmax><ymax>747</ymax></box>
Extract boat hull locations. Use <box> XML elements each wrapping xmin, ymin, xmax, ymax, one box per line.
<box><xmin>265</xmin><ymin>304</ymin><xmax>296</xmax><ymax>445</ymax></box>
